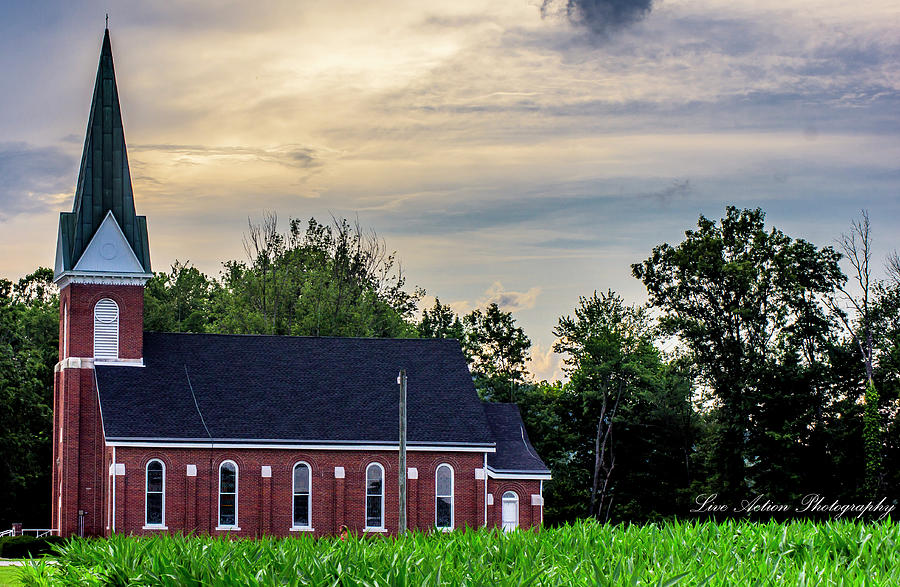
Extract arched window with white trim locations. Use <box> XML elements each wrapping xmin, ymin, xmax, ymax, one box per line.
<box><xmin>292</xmin><ymin>462</ymin><xmax>311</xmax><ymax>529</ymax></box>
<box><xmin>435</xmin><ymin>464</ymin><xmax>454</xmax><ymax>530</ymax></box>
<box><xmin>218</xmin><ymin>461</ymin><xmax>238</xmax><ymax>529</ymax></box>
<box><xmin>365</xmin><ymin>463</ymin><xmax>384</xmax><ymax>530</ymax></box>
<box><xmin>145</xmin><ymin>459</ymin><xmax>165</xmax><ymax>527</ymax></box>
<box><xmin>501</xmin><ymin>491</ymin><xmax>519</xmax><ymax>532</ymax></box>
<box><xmin>93</xmin><ymin>298</ymin><xmax>119</xmax><ymax>359</ymax></box>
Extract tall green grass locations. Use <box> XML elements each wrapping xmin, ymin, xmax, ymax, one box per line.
<box><xmin>18</xmin><ymin>519</ymin><xmax>900</xmax><ymax>586</ymax></box>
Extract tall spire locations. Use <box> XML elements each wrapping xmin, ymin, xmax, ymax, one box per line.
<box><xmin>55</xmin><ymin>28</ymin><xmax>151</xmax><ymax>278</ymax></box>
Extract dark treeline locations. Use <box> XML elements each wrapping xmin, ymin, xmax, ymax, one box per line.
<box><xmin>1</xmin><ymin>208</ymin><xmax>898</xmax><ymax>528</ymax></box>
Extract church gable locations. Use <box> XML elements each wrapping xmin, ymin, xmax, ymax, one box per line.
<box><xmin>72</xmin><ymin>211</ymin><xmax>146</xmax><ymax>274</ymax></box>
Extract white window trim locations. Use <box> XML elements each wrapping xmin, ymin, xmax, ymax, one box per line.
<box><xmin>365</xmin><ymin>462</ymin><xmax>385</xmax><ymax>530</ymax></box>
<box><xmin>218</xmin><ymin>460</ymin><xmax>239</xmax><ymax>530</ymax></box>
<box><xmin>144</xmin><ymin>459</ymin><xmax>165</xmax><ymax>528</ymax></box>
<box><xmin>501</xmin><ymin>491</ymin><xmax>519</xmax><ymax>532</ymax></box>
<box><xmin>435</xmin><ymin>464</ymin><xmax>454</xmax><ymax>531</ymax></box>
<box><xmin>93</xmin><ymin>298</ymin><xmax>119</xmax><ymax>360</ymax></box>
<box><xmin>292</xmin><ymin>461</ymin><xmax>312</xmax><ymax>529</ymax></box>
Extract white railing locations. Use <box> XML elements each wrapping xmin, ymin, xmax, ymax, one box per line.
<box><xmin>2</xmin><ymin>528</ymin><xmax>56</xmax><ymax>538</ymax></box>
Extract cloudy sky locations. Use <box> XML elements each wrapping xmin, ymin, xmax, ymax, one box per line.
<box><xmin>2</xmin><ymin>0</ymin><xmax>899</xmax><ymax>380</ymax></box>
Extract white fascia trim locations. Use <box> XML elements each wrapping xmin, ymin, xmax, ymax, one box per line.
<box><xmin>55</xmin><ymin>357</ymin><xmax>95</xmax><ymax>372</ymax></box>
<box><xmin>54</xmin><ymin>272</ymin><xmax>153</xmax><ymax>288</ymax></box>
<box><xmin>56</xmin><ymin>356</ymin><xmax>144</xmax><ymax>370</ymax></box>
<box><xmin>106</xmin><ymin>440</ymin><xmax>496</xmax><ymax>452</ymax></box>
<box><xmin>486</xmin><ymin>469</ymin><xmax>552</xmax><ymax>481</ymax></box>
<box><xmin>94</xmin><ymin>358</ymin><xmax>145</xmax><ymax>367</ymax></box>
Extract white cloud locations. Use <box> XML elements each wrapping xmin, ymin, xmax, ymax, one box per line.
<box><xmin>477</xmin><ymin>281</ymin><xmax>541</xmax><ymax>312</ymax></box>
<box><xmin>527</xmin><ymin>341</ymin><xmax>565</xmax><ymax>382</ymax></box>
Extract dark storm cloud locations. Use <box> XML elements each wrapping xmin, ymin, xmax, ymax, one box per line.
<box><xmin>0</xmin><ymin>142</ymin><xmax>74</xmax><ymax>220</ymax></box>
<box><xmin>542</xmin><ymin>0</ymin><xmax>653</xmax><ymax>36</ymax></box>
<box><xmin>645</xmin><ymin>179</ymin><xmax>692</xmax><ymax>204</ymax></box>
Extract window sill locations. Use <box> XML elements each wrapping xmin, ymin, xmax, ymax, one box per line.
<box><xmin>437</xmin><ymin>526</ymin><xmax>454</xmax><ymax>532</ymax></box>
<box><xmin>215</xmin><ymin>526</ymin><xmax>242</xmax><ymax>531</ymax></box>
<box><xmin>289</xmin><ymin>527</ymin><xmax>315</xmax><ymax>532</ymax></box>
<box><xmin>142</xmin><ymin>525</ymin><xmax>168</xmax><ymax>530</ymax></box>
<box><xmin>364</xmin><ymin>527</ymin><xmax>387</xmax><ymax>533</ymax></box>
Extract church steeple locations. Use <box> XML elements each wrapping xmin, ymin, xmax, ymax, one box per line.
<box><xmin>54</xmin><ymin>28</ymin><xmax>151</xmax><ymax>281</ymax></box>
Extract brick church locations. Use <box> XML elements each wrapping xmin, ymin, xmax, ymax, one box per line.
<box><xmin>50</xmin><ymin>29</ymin><xmax>550</xmax><ymax>538</ymax></box>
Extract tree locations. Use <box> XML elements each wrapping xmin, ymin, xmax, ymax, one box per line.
<box><xmin>462</xmin><ymin>303</ymin><xmax>531</xmax><ymax>401</ymax></box>
<box><xmin>871</xmin><ymin>281</ymin><xmax>900</xmax><ymax>496</ymax></box>
<box><xmin>824</xmin><ymin>211</ymin><xmax>883</xmax><ymax>497</ymax></box>
<box><xmin>887</xmin><ymin>250</ymin><xmax>900</xmax><ymax>285</ymax></box>
<box><xmin>0</xmin><ymin>268</ymin><xmax>58</xmax><ymax>528</ymax></box>
<box><xmin>418</xmin><ymin>298</ymin><xmax>465</xmax><ymax>342</ymax></box>
<box><xmin>211</xmin><ymin>213</ymin><xmax>423</xmax><ymax>338</ymax></box>
<box><xmin>550</xmin><ymin>290</ymin><xmax>694</xmax><ymax>521</ymax></box>
<box><xmin>144</xmin><ymin>260</ymin><xmax>213</xmax><ymax>333</ymax></box>
<box><xmin>632</xmin><ymin>207</ymin><xmax>843</xmax><ymax>500</ymax></box>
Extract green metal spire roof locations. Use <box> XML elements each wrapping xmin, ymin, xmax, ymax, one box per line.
<box><xmin>55</xmin><ymin>28</ymin><xmax>151</xmax><ymax>276</ymax></box>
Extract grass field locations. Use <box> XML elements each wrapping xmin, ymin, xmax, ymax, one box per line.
<box><xmin>16</xmin><ymin>519</ymin><xmax>900</xmax><ymax>585</ymax></box>
<box><xmin>0</xmin><ymin>566</ymin><xmax>24</xmax><ymax>587</ymax></box>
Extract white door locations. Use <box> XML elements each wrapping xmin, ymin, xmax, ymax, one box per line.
<box><xmin>501</xmin><ymin>491</ymin><xmax>518</xmax><ymax>531</ymax></box>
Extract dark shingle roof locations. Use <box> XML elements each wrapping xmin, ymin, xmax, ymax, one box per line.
<box><xmin>95</xmin><ymin>332</ymin><xmax>493</xmax><ymax>446</ymax></box>
<box><xmin>483</xmin><ymin>403</ymin><xmax>550</xmax><ymax>474</ymax></box>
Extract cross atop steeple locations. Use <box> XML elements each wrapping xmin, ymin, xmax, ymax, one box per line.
<box><xmin>54</xmin><ymin>28</ymin><xmax>151</xmax><ymax>281</ymax></box>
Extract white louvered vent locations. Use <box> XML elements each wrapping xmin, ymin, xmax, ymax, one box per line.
<box><xmin>93</xmin><ymin>298</ymin><xmax>119</xmax><ymax>360</ymax></box>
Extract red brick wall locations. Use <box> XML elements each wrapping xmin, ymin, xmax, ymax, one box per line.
<box><xmin>106</xmin><ymin>448</ymin><xmax>529</xmax><ymax>537</ymax></box>
<box><xmin>53</xmin><ymin>280</ymin><xmax>144</xmax><ymax>536</ymax></box>
<box><xmin>59</xmin><ymin>282</ymin><xmax>144</xmax><ymax>360</ymax></box>
<box><xmin>53</xmin><ymin>365</ymin><xmax>107</xmax><ymax>536</ymax></box>
<box><xmin>487</xmin><ymin>479</ymin><xmax>543</xmax><ymax>530</ymax></box>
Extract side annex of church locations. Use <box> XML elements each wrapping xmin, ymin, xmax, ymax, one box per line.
<box><xmin>50</xmin><ymin>29</ymin><xmax>550</xmax><ymax>538</ymax></box>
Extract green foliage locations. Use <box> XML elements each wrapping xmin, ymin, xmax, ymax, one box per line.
<box><xmin>461</xmin><ymin>303</ymin><xmax>531</xmax><ymax>402</ymax></box>
<box><xmin>533</xmin><ymin>291</ymin><xmax>695</xmax><ymax>522</ymax></box>
<box><xmin>17</xmin><ymin>520</ymin><xmax>900</xmax><ymax>586</ymax></box>
<box><xmin>632</xmin><ymin>207</ymin><xmax>844</xmax><ymax>500</ymax></box>
<box><xmin>418</xmin><ymin>298</ymin><xmax>465</xmax><ymax>342</ymax></box>
<box><xmin>864</xmin><ymin>380</ymin><xmax>883</xmax><ymax>498</ymax></box>
<box><xmin>143</xmin><ymin>260</ymin><xmax>212</xmax><ymax>333</ymax></box>
<box><xmin>0</xmin><ymin>535</ymin><xmax>67</xmax><ymax>558</ymax></box>
<box><xmin>0</xmin><ymin>269</ymin><xmax>58</xmax><ymax>529</ymax></box>
<box><xmin>144</xmin><ymin>215</ymin><xmax>423</xmax><ymax>338</ymax></box>
<box><xmin>418</xmin><ymin>300</ymin><xmax>532</xmax><ymax>402</ymax></box>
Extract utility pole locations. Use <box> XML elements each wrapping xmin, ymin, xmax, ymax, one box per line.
<box><xmin>398</xmin><ymin>369</ymin><xmax>407</xmax><ymax>534</ymax></box>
